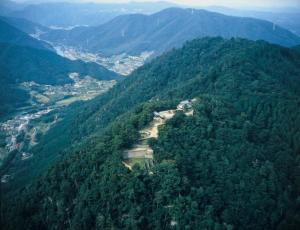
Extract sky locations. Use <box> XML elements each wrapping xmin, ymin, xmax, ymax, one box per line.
<box><xmin>13</xmin><ymin>0</ymin><xmax>300</xmax><ymax>9</ymax></box>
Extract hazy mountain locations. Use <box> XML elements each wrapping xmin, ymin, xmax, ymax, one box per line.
<box><xmin>0</xmin><ymin>16</ymin><xmax>50</xmax><ymax>35</ymax></box>
<box><xmin>206</xmin><ymin>6</ymin><xmax>300</xmax><ymax>36</ymax></box>
<box><xmin>41</xmin><ymin>8</ymin><xmax>300</xmax><ymax>56</ymax></box>
<box><xmin>0</xmin><ymin>18</ymin><xmax>52</xmax><ymax>50</ymax></box>
<box><xmin>1</xmin><ymin>37</ymin><xmax>299</xmax><ymax>230</ymax></box>
<box><xmin>5</xmin><ymin>1</ymin><xmax>176</xmax><ymax>27</ymax></box>
<box><xmin>0</xmin><ymin>0</ymin><xmax>26</xmax><ymax>16</ymax></box>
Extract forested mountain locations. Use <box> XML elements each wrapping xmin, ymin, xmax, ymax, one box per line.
<box><xmin>41</xmin><ymin>8</ymin><xmax>300</xmax><ymax>56</ymax></box>
<box><xmin>0</xmin><ymin>18</ymin><xmax>52</xmax><ymax>50</ymax></box>
<box><xmin>1</xmin><ymin>38</ymin><xmax>299</xmax><ymax>229</ymax></box>
<box><xmin>0</xmin><ymin>16</ymin><xmax>50</xmax><ymax>35</ymax></box>
<box><xmin>206</xmin><ymin>6</ymin><xmax>300</xmax><ymax>36</ymax></box>
<box><xmin>3</xmin><ymin>1</ymin><xmax>175</xmax><ymax>27</ymax></box>
<box><xmin>0</xmin><ymin>0</ymin><xmax>26</xmax><ymax>16</ymax></box>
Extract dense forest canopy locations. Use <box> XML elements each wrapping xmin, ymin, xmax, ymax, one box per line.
<box><xmin>1</xmin><ymin>37</ymin><xmax>300</xmax><ymax>229</ymax></box>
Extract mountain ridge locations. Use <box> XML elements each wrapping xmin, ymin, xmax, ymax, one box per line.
<box><xmin>0</xmin><ymin>15</ymin><xmax>50</xmax><ymax>35</ymax></box>
<box><xmin>4</xmin><ymin>1</ymin><xmax>176</xmax><ymax>27</ymax></box>
<box><xmin>41</xmin><ymin>7</ymin><xmax>300</xmax><ymax>56</ymax></box>
<box><xmin>0</xmin><ymin>18</ymin><xmax>52</xmax><ymax>51</ymax></box>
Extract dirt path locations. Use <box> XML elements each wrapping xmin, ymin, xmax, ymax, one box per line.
<box><xmin>123</xmin><ymin>99</ymin><xmax>196</xmax><ymax>170</ymax></box>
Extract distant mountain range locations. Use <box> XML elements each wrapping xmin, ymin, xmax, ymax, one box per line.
<box><xmin>1</xmin><ymin>1</ymin><xmax>299</xmax><ymax>37</ymax></box>
<box><xmin>1</xmin><ymin>1</ymin><xmax>176</xmax><ymax>27</ymax></box>
<box><xmin>41</xmin><ymin>8</ymin><xmax>300</xmax><ymax>56</ymax></box>
<box><xmin>205</xmin><ymin>6</ymin><xmax>300</xmax><ymax>36</ymax></box>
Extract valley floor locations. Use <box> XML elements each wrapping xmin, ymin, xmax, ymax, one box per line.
<box><xmin>53</xmin><ymin>45</ymin><xmax>153</xmax><ymax>76</ymax></box>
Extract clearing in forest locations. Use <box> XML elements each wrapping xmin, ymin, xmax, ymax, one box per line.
<box><xmin>123</xmin><ymin>99</ymin><xmax>196</xmax><ymax>170</ymax></box>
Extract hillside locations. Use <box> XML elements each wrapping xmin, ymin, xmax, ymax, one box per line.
<box><xmin>0</xmin><ymin>42</ymin><xmax>120</xmax><ymax>119</ymax></box>
<box><xmin>0</xmin><ymin>43</ymin><xmax>119</xmax><ymax>85</ymax></box>
<box><xmin>1</xmin><ymin>38</ymin><xmax>300</xmax><ymax>229</ymax></box>
<box><xmin>41</xmin><ymin>8</ymin><xmax>300</xmax><ymax>56</ymax></box>
<box><xmin>0</xmin><ymin>16</ymin><xmax>50</xmax><ymax>35</ymax></box>
<box><xmin>0</xmin><ymin>18</ymin><xmax>52</xmax><ymax>50</ymax></box>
